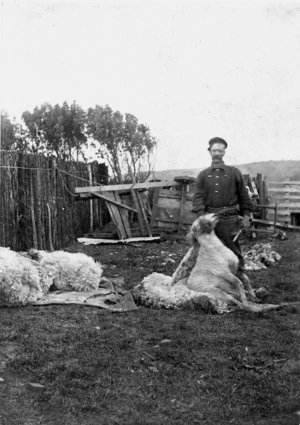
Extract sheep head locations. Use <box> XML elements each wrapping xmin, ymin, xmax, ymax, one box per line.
<box><xmin>27</xmin><ymin>249</ymin><xmax>42</xmax><ymax>262</ymax></box>
<box><xmin>191</xmin><ymin>213</ymin><xmax>219</xmax><ymax>236</ymax></box>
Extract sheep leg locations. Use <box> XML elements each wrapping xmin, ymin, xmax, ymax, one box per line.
<box><xmin>222</xmin><ymin>293</ymin><xmax>281</xmax><ymax>313</ymax></box>
<box><xmin>221</xmin><ymin>273</ymin><xmax>281</xmax><ymax>311</ymax></box>
<box><xmin>172</xmin><ymin>276</ymin><xmax>189</xmax><ymax>286</ymax></box>
<box><xmin>221</xmin><ymin>272</ymin><xmax>249</xmax><ymax>305</ymax></box>
<box><xmin>236</xmin><ymin>271</ymin><xmax>259</xmax><ymax>302</ymax></box>
<box><xmin>171</xmin><ymin>245</ymin><xmax>199</xmax><ymax>286</ymax></box>
<box><xmin>242</xmin><ymin>302</ymin><xmax>282</xmax><ymax>313</ymax></box>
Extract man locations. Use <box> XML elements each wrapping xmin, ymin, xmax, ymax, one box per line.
<box><xmin>192</xmin><ymin>137</ymin><xmax>253</xmax><ymax>271</ymax></box>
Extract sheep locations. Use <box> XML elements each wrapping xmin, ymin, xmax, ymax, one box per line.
<box><xmin>0</xmin><ymin>247</ymin><xmax>43</xmax><ymax>305</ymax></box>
<box><xmin>0</xmin><ymin>247</ymin><xmax>103</xmax><ymax>306</ymax></box>
<box><xmin>182</xmin><ymin>214</ymin><xmax>271</xmax><ymax>312</ymax></box>
<box><xmin>132</xmin><ymin>272</ymin><xmax>228</xmax><ymax>313</ymax></box>
<box><xmin>133</xmin><ymin>214</ymin><xmax>281</xmax><ymax>313</ymax></box>
<box><xmin>26</xmin><ymin>249</ymin><xmax>103</xmax><ymax>293</ymax></box>
<box><xmin>172</xmin><ymin>214</ymin><xmax>259</xmax><ymax>301</ymax></box>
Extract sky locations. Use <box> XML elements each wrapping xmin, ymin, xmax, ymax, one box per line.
<box><xmin>1</xmin><ymin>0</ymin><xmax>300</xmax><ymax>171</ymax></box>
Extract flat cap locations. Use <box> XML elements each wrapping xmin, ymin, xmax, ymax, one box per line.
<box><xmin>208</xmin><ymin>137</ymin><xmax>228</xmax><ymax>150</ymax></box>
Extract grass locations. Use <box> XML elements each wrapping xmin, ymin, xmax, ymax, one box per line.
<box><xmin>0</xmin><ymin>232</ymin><xmax>300</xmax><ymax>425</ymax></box>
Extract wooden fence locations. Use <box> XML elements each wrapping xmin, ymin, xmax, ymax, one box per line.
<box><xmin>75</xmin><ymin>173</ymin><xmax>281</xmax><ymax>237</ymax></box>
<box><xmin>0</xmin><ymin>151</ymin><xmax>108</xmax><ymax>251</ymax></box>
<box><xmin>150</xmin><ymin>174</ymin><xmax>300</xmax><ymax>232</ymax></box>
<box><xmin>267</xmin><ymin>179</ymin><xmax>300</xmax><ymax>225</ymax></box>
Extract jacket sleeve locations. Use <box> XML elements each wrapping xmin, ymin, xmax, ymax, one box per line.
<box><xmin>235</xmin><ymin>168</ymin><xmax>254</xmax><ymax>215</ymax></box>
<box><xmin>192</xmin><ymin>171</ymin><xmax>206</xmax><ymax>215</ymax></box>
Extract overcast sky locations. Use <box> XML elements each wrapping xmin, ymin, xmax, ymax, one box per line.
<box><xmin>1</xmin><ymin>0</ymin><xmax>300</xmax><ymax>170</ymax></box>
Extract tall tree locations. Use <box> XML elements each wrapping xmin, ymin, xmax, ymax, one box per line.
<box><xmin>22</xmin><ymin>102</ymin><xmax>88</xmax><ymax>161</ymax></box>
<box><xmin>123</xmin><ymin>113</ymin><xmax>156</xmax><ymax>182</ymax></box>
<box><xmin>0</xmin><ymin>112</ymin><xmax>30</xmax><ymax>153</ymax></box>
<box><xmin>1</xmin><ymin>112</ymin><xmax>16</xmax><ymax>150</ymax></box>
<box><xmin>87</xmin><ymin>105</ymin><xmax>124</xmax><ymax>182</ymax></box>
<box><xmin>61</xmin><ymin>101</ymin><xmax>88</xmax><ymax>161</ymax></box>
<box><xmin>87</xmin><ymin>105</ymin><xmax>156</xmax><ymax>183</ymax></box>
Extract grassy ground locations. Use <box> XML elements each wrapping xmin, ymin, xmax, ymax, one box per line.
<box><xmin>0</xmin><ymin>232</ymin><xmax>299</xmax><ymax>425</ymax></box>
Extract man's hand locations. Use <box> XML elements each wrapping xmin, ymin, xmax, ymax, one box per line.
<box><xmin>242</xmin><ymin>215</ymin><xmax>251</xmax><ymax>231</ymax></box>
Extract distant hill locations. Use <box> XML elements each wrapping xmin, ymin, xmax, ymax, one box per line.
<box><xmin>151</xmin><ymin>160</ymin><xmax>300</xmax><ymax>182</ymax></box>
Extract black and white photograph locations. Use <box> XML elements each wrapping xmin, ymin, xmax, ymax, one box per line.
<box><xmin>1</xmin><ymin>1</ymin><xmax>300</xmax><ymax>424</ymax></box>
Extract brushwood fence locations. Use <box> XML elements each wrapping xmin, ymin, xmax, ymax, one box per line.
<box><xmin>0</xmin><ymin>151</ymin><xmax>108</xmax><ymax>251</ymax></box>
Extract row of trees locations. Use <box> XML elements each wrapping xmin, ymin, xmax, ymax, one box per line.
<box><xmin>1</xmin><ymin>102</ymin><xmax>157</xmax><ymax>183</ymax></box>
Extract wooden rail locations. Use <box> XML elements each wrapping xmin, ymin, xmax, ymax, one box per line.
<box><xmin>75</xmin><ymin>180</ymin><xmax>181</xmax><ymax>195</ymax></box>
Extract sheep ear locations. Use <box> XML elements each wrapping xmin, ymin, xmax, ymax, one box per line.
<box><xmin>211</xmin><ymin>214</ymin><xmax>219</xmax><ymax>226</ymax></box>
<box><xmin>187</xmin><ymin>229</ymin><xmax>198</xmax><ymax>246</ymax></box>
<box><xmin>27</xmin><ymin>249</ymin><xmax>41</xmax><ymax>261</ymax></box>
<box><xmin>204</xmin><ymin>213</ymin><xmax>219</xmax><ymax>227</ymax></box>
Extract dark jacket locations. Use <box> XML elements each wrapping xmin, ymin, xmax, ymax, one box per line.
<box><xmin>192</xmin><ymin>162</ymin><xmax>253</xmax><ymax>216</ymax></box>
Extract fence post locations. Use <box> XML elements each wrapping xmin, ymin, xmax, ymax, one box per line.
<box><xmin>263</xmin><ymin>176</ymin><xmax>269</xmax><ymax>220</ymax></box>
<box><xmin>88</xmin><ymin>163</ymin><xmax>93</xmax><ymax>232</ymax></box>
<box><xmin>30</xmin><ymin>176</ymin><xmax>38</xmax><ymax>249</ymax></box>
<box><xmin>52</xmin><ymin>158</ymin><xmax>57</xmax><ymax>249</ymax></box>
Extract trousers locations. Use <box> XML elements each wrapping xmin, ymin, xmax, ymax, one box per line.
<box><xmin>214</xmin><ymin>215</ymin><xmax>245</xmax><ymax>270</ymax></box>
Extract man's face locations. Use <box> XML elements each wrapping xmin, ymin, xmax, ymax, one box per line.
<box><xmin>209</xmin><ymin>143</ymin><xmax>226</xmax><ymax>161</ymax></box>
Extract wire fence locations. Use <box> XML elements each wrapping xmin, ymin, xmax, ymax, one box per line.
<box><xmin>0</xmin><ymin>151</ymin><xmax>108</xmax><ymax>251</ymax></box>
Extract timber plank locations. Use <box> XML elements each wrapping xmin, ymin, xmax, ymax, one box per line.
<box><xmin>130</xmin><ymin>189</ymin><xmax>152</xmax><ymax>236</ymax></box>
<box><xmin>178</xmin><ymin>184</ymin><xmax>187</xmax><ymax>231</ymax></box>
<box><xmin>252</xmin><ymin>218</ymin><xmax>300</xmax><ymax>231</ymax></box>
<box><xmin>78</xmin><ymin>236</ymin><xmax>160</xmax><ymax>245</ymax></box>
<box><xmin>135</xmin><ymin>190</ymin><xmax>152</xmax><ymax>236</ymax></box>
<box><xmin>103</xmin><ymin>192</ymin><xmax>132</xmax><ymax>239</ymax></box>
<box><xmin>131</xmin><ymin>189</ymin><xmax>147</xmax><ymax>236</ymax></box>
<box><xmin>150</xmin><ymin>188</ymin><xmax>160</xmax><ymax>227</ymax></box>
<box><xmin>269</xmin><ymin>181</ymin><xmax>300</xmax><ymax>185</ymax></box>
<box><xmin>268</xmin><ymin>188</ymin><xmax>300</xmax><ymax>193</ymax></box>
<box><xmin>269</xmin><ymin>203</ymin><xmax>300</xmax><ymax>209</ymax></box>
<box><xmin>112</xmin><ymin>191</ymin><xmax>132</xmax><ymax>238</ymax></box>
<box><xmin>75</xmin><ymin>180</ymin><xmax>182</xmax><ymax>194</ymax></box>
<box><xmin>93</xmin><ymin>192</ymin><xmax>137</xmax><ymax>213</ymax></box>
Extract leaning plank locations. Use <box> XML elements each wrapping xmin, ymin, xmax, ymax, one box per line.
<box><xmin>131</xmin><ymin>189</ymin><xmax>147</xmax><ymax>236</ymax></box>
<box><xmin>136</xmin><ymin>191</ymin><xmax>152</xmax><ymax>236</ymax></box>
<box><xmin>103</xmin><ymin>192</ymin><xmax>132</xmax><ymax>239</ymax></box>
<box><xmin>75</xmin><ymin>180</ymin><xmax>182</xmax><ymax>194</ymax></box>
<box><xmin>77</xmin><ymin>236</ymin><xmax>160</xmax><ymax>245</ymax></box>
<box><xmin>93</xmin><ymin>192</ymin><xmax>137</xmax><ymax>213</ymax></box>
<box><xmin>131</xmin><ymin>189</ymin><xmax>152</xmax><ymax>236</ymax></box>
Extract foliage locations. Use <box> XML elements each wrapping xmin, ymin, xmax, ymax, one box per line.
<box><xmin>21</xmin><ymin>102</ymin><xmax>88</xmax><ymax>161</ymax></box>
<box><xmin>0</xmin><ymin>111</ymin><xmax>30</xmax><ymax>152</ymax></box>
<box><xmin>87</xmin><ymin>105</ymin><xmax>157</xmax><ymax>183</ymax></box>
<box><xmin>1</xmin><ymin>111</ymin><xmax>15</xmax><ymax>150</ymax></box>
<box><xmin>5</xmin><ymin>101</ymin><xmax>157</xmax><ymax>181</ymax></box>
